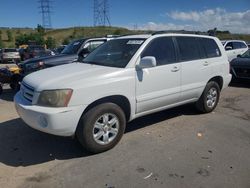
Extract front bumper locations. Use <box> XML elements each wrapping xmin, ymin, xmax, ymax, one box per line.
<box><xmin>14</xmin><ymin>92</ymin><xmax>87</xmax><ymax>137</ymax></box>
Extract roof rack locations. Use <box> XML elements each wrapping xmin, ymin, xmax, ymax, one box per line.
<box><xmin>151</xmin><ymin>30</ymin><xmax>208</xmax><ymax>36</ymax></box>
<box><xmin>106</xmin><ymin>35</ymin><xmax>121</xmax><ymax>38</ymax></box>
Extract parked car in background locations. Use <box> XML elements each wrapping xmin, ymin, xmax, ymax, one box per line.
<box><xmin>18</xmin><ymin>36</ymin><xmax>113</xmax><ymax>76</ymax></box>
<box><xmin>230</xmin><ymin>49</ymin><xmax>250</xmax><ymax>81</ymax></box>
<box><xmin>52</xmin><ymin>45</ymin><xmax>67</xmax><ymax>55</ymax></box>
<box><xmin>0</xmin><ymin>48</ymin><xmax>21</xmax><ymax>64</ymax></box>
<box><xmin>19</xmin><ymin>45</ymin><xmax>53</xmax><ymax>61</ymax></box>
<box><xmin>15</xmin><ymin>33</ymin><xmax>231</xmax><ymax>153</ymax></box>
<box><xmin>221</xmin><ymin>40</ymin><xmax>248</xmax><ymax>62</ymax></box>
<box><xmin>0</xmin><ymin>49</ymin><xmax>2</xmax><ymax>61</ymax></box>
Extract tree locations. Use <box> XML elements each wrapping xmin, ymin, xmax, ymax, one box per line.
<box><xmin>7</xmin><ymin>30</ymin><xmax>13</xmax><ymax>42</ymax></box>
<box><xmin>15</xmin><ymin>33</ymin><xmax>45</xmax><ymax>46</ymax></box>
<box><xmin>0</xmin><ymin>39</ymin><xmax>4</xmax><ymax>48</ymax></box>
<box><xmin>62</xmin><ymin>38</ymin><xmax>70</xmax><ymax>45</ymax></box>
<box><xmin>37</xmin><ymin>24</ymin><xmax>45</xmax><ymax>35</ymax></box>
<box><xmin>45</xmin><ymin>36</ymin><xmax>56</xmax><ymax>49</ymax></box>
<box><xmin>0</xmin><ymin>30</ymin><xmax>3</xmax><ymax>48</ymax></box>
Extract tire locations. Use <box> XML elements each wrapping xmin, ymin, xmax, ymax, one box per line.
<box><xmin>0</xmin><ymin>85</ymin><xmax>2</xmax><ymax>95</ymax></box>
<box><xmin>196</xmin><ymin>81</ymin><xmax>220</xmax><ymax>113</ymax></box>
<box><xmin>76</xmin><ymin>103</ymin><xmax>126</xmax><ymax>153</ymax></box>
<box><xmin>10</xmin><ymin>74</ymin><xmax>21</xmax><ymax>91</ymax></box>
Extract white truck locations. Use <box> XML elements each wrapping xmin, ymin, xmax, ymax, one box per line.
<box><xmin>15</xmin><ymin>33</ymin><xmax>232</xmax><ymax>153</ymax></box>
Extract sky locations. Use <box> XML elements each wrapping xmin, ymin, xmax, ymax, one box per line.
<box><xmin>0</xmin><ymin>0</ymin><xmax>250</xmax><ymax>34</ymax></box>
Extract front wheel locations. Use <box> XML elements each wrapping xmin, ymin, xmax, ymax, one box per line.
<box><xmin>196</xmin><ymin>81</ymin><xmax>220</xmax><ymax>113</ymax></box>
<box><xmin>76</xmin><ymin>103</ymin><xmax>126</xmax><ymax>153</ymax></box>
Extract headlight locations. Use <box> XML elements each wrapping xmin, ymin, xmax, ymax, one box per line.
<box><xmin>37</xmin><ymin>89</ymin><xmax>73</xmax><ymax>107</ymax></box>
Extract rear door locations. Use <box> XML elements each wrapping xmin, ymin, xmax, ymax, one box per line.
<box><xmin>175</xmin><ymin>37</ymin><xmax>215</xmax><ymax>101</ymax></box>
<box><xmin>224</xmin><ymin>42</ymin><xmax>236</xmax><ymax>62</ymax></box>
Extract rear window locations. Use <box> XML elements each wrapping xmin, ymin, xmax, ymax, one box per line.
<box><xmin>201</xmin><ymin>38</ymin><xmax>221</xmax><ymax>58</ymax></box>
<box><xmin>4</xmin><ymin>48</ymin><xmax>17</xmax><ymax>52</ymax></box>
<box><xmin>176</xmin><ymin>37</ymin><xmax>201</xmax><ymax>61</ymax></box>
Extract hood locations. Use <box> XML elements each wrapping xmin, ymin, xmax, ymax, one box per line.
<box><xmin>23</xmin><ymin>63</ymin><xmax>123</xmax><ymax>91</ymax></box>
<box><xmin>231</xmin><ymin>57</ymin><xmax>250</xmax><ymax>67</ymax></box>
<box><xmin>20</xmin><ymin>54</ymin><xmax>77</xmax><ymax>66</ymax></box>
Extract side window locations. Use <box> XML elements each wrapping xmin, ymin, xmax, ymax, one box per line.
<box><xmin>84</xmin><ymin>40</ymin><xmax>105</xmax><ymax>52</ymax></box>
<box><xmin>225</xmin><ymin>42</ymin><xmax>233</xmax><ymax>50</ymax></box>
<box><xmin>239</xmin><ymin>42</ymin><xmax>247</xmax><ymax>49</ymax></box>
<box><xmin>233</xmin><ymin>42</ymin><xmax>242</xmax><ymax>49</ymax></box>
<box><xmin>201</xmin><ymin>38</ymin><xmax>221</xmax><ymax>58</ymax></box>
<box><xmin>141</xmin><ymin>37</ymin><xmax>176</xmax><ymax>66</ymax></box>
<box><xmin>176</xmin><ymin>37</ymin><xmax>201</xmax><ymax>61</ymax></box>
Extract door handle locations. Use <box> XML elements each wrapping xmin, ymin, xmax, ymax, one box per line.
<box><xmin>203</xmin><ymin>61</ymin><xmax>209</xmax><ymax>66</ymax></box>
<box><xmin>171</xmin><ymin>66</ymin><xmax>180</xmax><ymax>72</ymax></box>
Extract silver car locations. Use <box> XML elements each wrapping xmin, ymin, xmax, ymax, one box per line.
<box><xmin>0</xmin><ymin>48</ymin><xmax>21</xmax><ymax>63</ymax></box>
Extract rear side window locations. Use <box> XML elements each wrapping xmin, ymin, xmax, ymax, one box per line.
<box><xmin>201</xmin><ymin>38</ymin><xmax>221</xmax><ymax>58</ymax></box>
<box><xmin>141</xmin><ymin>37</ymin><xmax>176</xmax><ymax>66</ymax></box>
<box><xmin>176</xmin><ymin>37</ymin><xmax>200</xmax><ymax>61</ymax></box>
<box><xmin>233</xmin><ymin>42</ymin><xmax>242</xmax><ymax>49</ymax></box>
<box><xmin>233</xmin><ymin>42</ymin><xmax>247</xmax><ymax>49</ymax></box>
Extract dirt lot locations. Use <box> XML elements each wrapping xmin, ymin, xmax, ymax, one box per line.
<box><xmin>0</xmin><ymin>82</ymin><xmax>250</xmax><ymax>188</ymax></box>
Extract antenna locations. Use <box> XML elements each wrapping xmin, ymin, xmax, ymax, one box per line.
<box><xmin>94</xmin><ymin>0</ymin><xmax>111</xmax><ymax>27</ymax></box>
<box><xmin>38</xmin><ymin>0</ymin><xmax>53</xmax><ymax>29</ymax></box>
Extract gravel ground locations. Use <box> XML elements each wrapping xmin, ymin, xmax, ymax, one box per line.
<box><xmin>0</xmin><ymin>82</ymin><xmax>249</xmax><ymax>188</ymax></box>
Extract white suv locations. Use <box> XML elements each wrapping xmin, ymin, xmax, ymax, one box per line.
<box><xmin>15</xmin><ymin>33</ymin><xmax>232</xmax><ymax>153</ymax></box>
<box><xmin>222</xmin><ymin>40</ymin><xmax>248</xmax><ymax>62</ymax></box>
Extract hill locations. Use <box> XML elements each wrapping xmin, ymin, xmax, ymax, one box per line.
<box><xmin>0</xmin><ymin>27</ymin><xmax>134</xmax><ymax>48</ymax></box>
<box><xmin>0</xmin><ymin>26</ymin><xmax>249</xmax><ymax>48</ymax></box>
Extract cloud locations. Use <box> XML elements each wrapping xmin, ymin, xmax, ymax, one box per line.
<box><xmin>136</xmin><ymin>8</ymin><xmax>250</xmax><ymax>34</ymax></box>
<box><xmin>168</xmin><ymin>8</ymin><xmax>250</xmax><ymax>34</ymax></box>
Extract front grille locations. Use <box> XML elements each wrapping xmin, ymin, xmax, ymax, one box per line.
<box><xmin>234</xmin><ymin>67</ymin><xmax>250</xmax><ymax>78</ymax></box>
<box><xmin>21</xmin><ymin>82</ymin><xmax>35</xmax><ymax>103</ymax></box>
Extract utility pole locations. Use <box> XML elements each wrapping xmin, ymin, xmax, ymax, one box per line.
<box><xmin>38</xmin><ymin>0</ymin><xmax>53</xmax><ymax>29</ymax></box>
<box><xmin>94</xmin><ymin>0</ymin><xmax>111</xmax><ymax>27</ymax></box>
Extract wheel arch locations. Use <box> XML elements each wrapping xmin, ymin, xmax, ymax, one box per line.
<box><xmin>81</xmin><ymin>95</ymin><xmax>131</xmax><ymax>122</ymax></box>
<box><xmin>208</xmin><ymin>76</ymin><xmax>223</xmax><ymax>90</ymax></box>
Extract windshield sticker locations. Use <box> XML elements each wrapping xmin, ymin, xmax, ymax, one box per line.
<box><xmin>127</xmin><ymin>40</ymin><xmax>144</xmax><ymax>45</ymax></box>
<box><xmin>73</xmin><ymin>42</ymin><xmax>80</xmax><ymax>46</ymax></box>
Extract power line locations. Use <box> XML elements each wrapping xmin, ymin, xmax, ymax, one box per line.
<box><xmin>94</xmin><ymin>0</ymin><xmax>111</xmax><ymax>27</ymax></box>
<box><xmin>38</xmin><ymin>0</ymin><xmax>53</xmax><ymax>29</ymax></box>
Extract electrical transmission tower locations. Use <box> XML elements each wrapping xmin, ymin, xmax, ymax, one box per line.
<box><xmin>38</xmin><ymin>0</ymin><xmax>53</xmax><ymax>29</ymax></box>
<box><xmin>94</xmin><ymin>0</ymin><xmax>111</xmax><ymax>27</ymax></box>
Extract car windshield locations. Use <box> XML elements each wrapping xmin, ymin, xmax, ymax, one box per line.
<box><xmin>61</xmin><ymin>40</ymin><xmax>84</xmax><ymax>55</ymax></box>
<box><xmin>241</xmin><ymin>50</ymin><xmax>250</xmax><ymax>58</ymax></box>
<box><xmin>4</xmin><ymin>48</ymin><xmax>17</xmax><ymax>52</ymax></box>
<box><xmin>83</xmin><ymin>38</ymin><xmax>145</xmax><ymax>68</ymax></box>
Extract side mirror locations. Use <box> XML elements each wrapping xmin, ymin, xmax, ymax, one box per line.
<box><xmin>78</xmin><ymin>48</ymin><xmax>90</xmax><ymax>61</ymax></box>
<box><xmin>136</xmin><ymin>56</ymin><xmax>156</xmax><ymax>69</ymax></box>
<box><xmin>237</xmin><ymin>54</ymin><xmax>242</xmax><ymax>58</ymax></box>
<box><xmin>225</xmin><ymin>46</ymin><xmax>233</xmax><ymax>51</ymax></box>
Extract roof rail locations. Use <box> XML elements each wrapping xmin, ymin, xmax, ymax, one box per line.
<box><xmin>151</xmin><ymin>30</ymin><xmax>208</xmax><ymax>36</ymax></box>
<box><xmin>106</xmin><ymin>35</ymin><xmax>121</xmax><ymax>38</ymax></box>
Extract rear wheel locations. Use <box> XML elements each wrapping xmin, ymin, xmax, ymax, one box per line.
<box><xmin>196</xmin><ymin>81</ymin><xmax>220</xmax><ymax>113</ymax></box>
<box><xmin>76</xmin><ymin>103</ymin><xmax>126</xmax><ymax>153</ymax></box>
